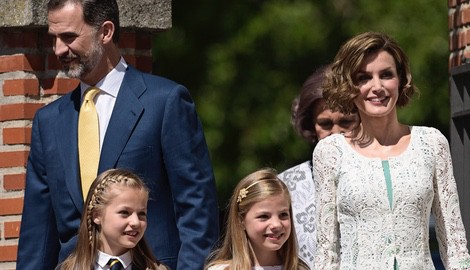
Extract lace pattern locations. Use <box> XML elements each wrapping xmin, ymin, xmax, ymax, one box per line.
<box><xmin>312</xmin><ymin>126</ymin><xmax>470</xmax><ymax>270</ymax></box>
<box><xmin>279</xmin><ymin>161</ymin><xmax>316</xmax><ymax>269</ymax></box>
<box><xmin>207</xmin><ymin>264</ymin><xmax>283</xmax><ymax>270</ymax></box>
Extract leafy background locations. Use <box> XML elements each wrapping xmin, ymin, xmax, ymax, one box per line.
<box><xmin>152</xmin><ymin>1</ymin><xmax>448</xmax><ymax>267</ymax></box>
<box><xmin>153</xmin><ymin>0</ymin><xmax>449</xmax><ymax>205</ymax></box>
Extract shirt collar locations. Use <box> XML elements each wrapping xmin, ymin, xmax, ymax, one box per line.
<box><xmin>80</xmin><ymin>57</ymin><xmax>128</xmax><ymax>98</ymax></box>
<box><xmin>97</xmin><ymin>250</ymin><xmax>133</xmax><ymax>269</ymax></box>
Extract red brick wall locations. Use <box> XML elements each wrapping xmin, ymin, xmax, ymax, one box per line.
<box><xmin>0</xmin><ymin>28</ymin><xmax>153</xmax><ymax>269</ymax></box>
<box><xmin>449</xmin><ymin>0</ymin><xmax>470</xmax><ymax>68</ymax></box>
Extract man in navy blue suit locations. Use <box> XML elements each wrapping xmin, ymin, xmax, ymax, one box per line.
<box><xmin>17</xmin><ymin>0</ymin><xmax>219</xmax><ymax>269</ymax></box>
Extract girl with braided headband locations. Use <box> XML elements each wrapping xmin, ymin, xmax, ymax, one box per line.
<box><xmin>57</xmin><ymin>168</ymin><xmax>168</xmax><ymax>270</ymax></box>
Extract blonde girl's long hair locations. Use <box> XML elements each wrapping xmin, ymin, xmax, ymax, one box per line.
<box><xmin>205</xmin><ymin>168</ymin><xmax>308</xmax><ymax>270</ymax></box>
<box><xmin>58</xmin><ymin>168</ymin><xmax>165</xmax><ymax>270</ymax></box>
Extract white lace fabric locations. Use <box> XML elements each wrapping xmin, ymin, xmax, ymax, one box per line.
<box><xmin>207</xmin><ymin>264</ymin><xmax>282</xmax><ymax>270</ymax></box>
<box><xmin>279</xmin><ymin>160</ymin><xmax>316</xmax><ymax>270</ymax></box>
<box><xmin>312</xmin><ymin>126</ymin><xmax>470</xmax><ymax>270</ymax></box>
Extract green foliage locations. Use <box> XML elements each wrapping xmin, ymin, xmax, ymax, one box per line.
<box><xmin>153</xmin><ymin>0</ymin><xmax>449</xmax><ymax>204</ymax></box>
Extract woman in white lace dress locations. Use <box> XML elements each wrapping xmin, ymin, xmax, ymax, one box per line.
<box><xmin>312</xmin><ymin>31</ymin><xmax>470</xmax><ymax>270</ymax></box>
<box><xmin>205</xmin><ymin>168</ymin><xmax>309</xmax><ymax>270</ymax></box>
<box><xmin>278</xmin><ymin>66</ymin><xmax>359</xmax><ymax>269</ymax></box>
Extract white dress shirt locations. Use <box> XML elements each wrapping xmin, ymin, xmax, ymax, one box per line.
<box><xmin>95</xmin><ymin>250</ymin><xmax>133</xmax><ymax>270</ymax></box>
<box><xmin>80</xmin><ymin>57</ymin><xmax>127</xmax><ymax>151</ymax></box>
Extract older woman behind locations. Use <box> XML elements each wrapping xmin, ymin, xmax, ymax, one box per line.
<box><xmin>278</xmin><ymin>65</ymin><xmax>359</xmax><ymax>269</ymax></box>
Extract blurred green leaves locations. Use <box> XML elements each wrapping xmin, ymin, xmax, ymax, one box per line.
<box><xmin>153</xmin><ymin>0</ymin><xmax>448</xmax><ymax>204</ymax></box>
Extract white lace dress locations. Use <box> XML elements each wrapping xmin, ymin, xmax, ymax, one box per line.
<box><xmin>279</xmin><ymin>161</ymin><xmax>316</xmax><ymax>270</ymax></box>
<box><xmin>312</xmin><ymin>126</ymin><xmax>470</xmax><ymax>270</ymax></box>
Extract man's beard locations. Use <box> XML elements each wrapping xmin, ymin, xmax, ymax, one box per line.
<box><xmin>60</xmin><ymin>40</ymin><xmax>104</xmax><ymax>79</ymax></box>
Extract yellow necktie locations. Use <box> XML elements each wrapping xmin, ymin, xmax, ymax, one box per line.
<box><xmin>78</xmin><ymin>87</ymin><xmax>100</xmax><ymax>199</ymax></box>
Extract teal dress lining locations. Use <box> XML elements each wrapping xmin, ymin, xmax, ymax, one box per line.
<box><xmin>382</xmin><ymin>160</ymin><xmax>393</xmax><ymax>209</ymax></box>
<box><xmin>382</xmin><ymin>160</ymin><xmax>398</xmax><ymax>270</ymax></box>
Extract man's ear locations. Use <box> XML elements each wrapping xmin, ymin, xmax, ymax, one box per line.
<box><xmin>101</xmin><ymin>21</ymin><xmax>115</xmax><ymax>44</ymax></box>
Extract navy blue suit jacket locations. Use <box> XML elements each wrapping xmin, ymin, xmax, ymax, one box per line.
<box><xmin>17</xmin><ymin>66</ymin><xmax>219</xmax><ymax>270</ymax></box>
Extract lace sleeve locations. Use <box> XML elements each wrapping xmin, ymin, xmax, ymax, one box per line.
<box><xmin>312</xmin><ymin>137</ymin><xmax>342</xmax><ymax>270</ymax></box>
<box><xmin>431</xmin><ymin>130</ymin><xmax>470</xmax><ymax>269</ymax></box>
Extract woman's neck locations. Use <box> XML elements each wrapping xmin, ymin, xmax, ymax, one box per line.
<box><xmin>351</xmin><ymin>113</ymin><xmax>411</xmax><ymax>159</ymax></box>
<box><xmin>360</xmin><ymin>120</ymin><xmax>405</xmax><ymax>146</ymax></box>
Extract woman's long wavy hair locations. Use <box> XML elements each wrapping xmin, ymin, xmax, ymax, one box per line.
<box><xmin>58</xmin><ymin>168</ymin><xmax>165</xmax><ymax>270</ymax></box>
<box><xmin>323</xmin><ymin>31</ymin><xmax>418</xmax><ymax>115</ymax></box>
<box><xmin>205</xmin><ymin>168</ymin><xmax>308</xmax><ymax>270</ymax></box>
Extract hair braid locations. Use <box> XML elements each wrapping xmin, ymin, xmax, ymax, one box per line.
<box><xmin>86</xmin><ymin>174</ymin><xmax>125</xmax><ymax>243</ymax></box>
<box><xmin>59</xmin><ymin>169</ymin><xmax>155</xmax><ymax>270</ymax></box>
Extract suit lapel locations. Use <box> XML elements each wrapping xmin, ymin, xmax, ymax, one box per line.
<box><xmin>56</xmin><ymin>87</ymin><xmax>84</xmax><ymax>211</ymax></box>
<box><xmin>99</xmin><ymin>66</ymin><xmax>145</xmax><ymax>171</ymax></box>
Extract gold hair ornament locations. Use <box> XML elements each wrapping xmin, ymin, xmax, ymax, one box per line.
<box><xmin>237</xmin><ymin>181</ymin><xmax>262</xmax><ymax>203</ymax></box>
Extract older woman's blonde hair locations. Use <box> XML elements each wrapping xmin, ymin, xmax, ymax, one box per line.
<box><xmin>323</xmin><ymin>31</ymin><xmax>418</xmax><ymax>115</ymax></box>
<box><xmin>205</xmin><ymin>168</ymin><xmax>309</xmax><ymax>270</ymax></box>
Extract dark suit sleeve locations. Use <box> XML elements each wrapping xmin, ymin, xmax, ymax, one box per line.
<box><xmin>161</xmin><ymin>85</ymin><xmax>219</xmax><ymax>270</ymax></box>
<box><xmin>17</xmin><ymin>113</ymin><xmax>60</xmax><ymax>270</ymax></box>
